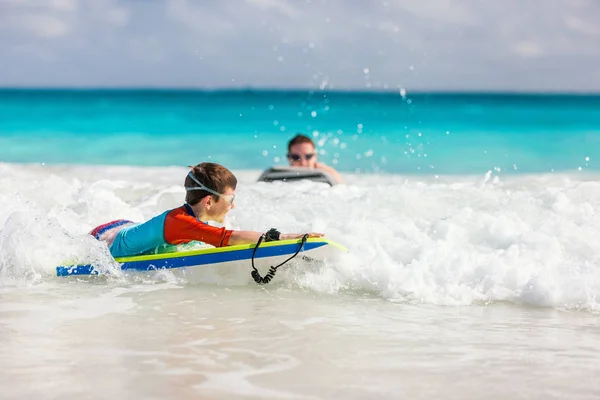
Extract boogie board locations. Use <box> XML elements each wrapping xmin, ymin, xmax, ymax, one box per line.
<box><xmin>257</xmin><ymin>166</ymin><xmax>338</xmax><ymax>186</ymax></box>
<box><xmin>56</xmin><ymin>237</ymin><xmax>347</xmax><ymax>277</ymax></box>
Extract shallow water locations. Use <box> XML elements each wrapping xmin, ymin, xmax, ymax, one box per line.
<box><xmin>1</xmin><ymin>283</ymin><xmax>599</xmax><ymax>399</ymax></box>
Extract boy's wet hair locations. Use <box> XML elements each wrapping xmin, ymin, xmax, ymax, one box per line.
<box><xmin>287</xmin><ymin>134</ymin><xmax>315</xmax><ymax>152</ymax></box>
<box><xmin>185</xmin><ymin>162</ymin><xmax>237</xmax><ymax>205</ymax></box>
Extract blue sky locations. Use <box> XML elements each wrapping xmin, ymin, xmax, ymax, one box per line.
<box><xmin>1</xmin><ymin>0</ymin><xmax>599</xmax><ymax>91</ymax></box>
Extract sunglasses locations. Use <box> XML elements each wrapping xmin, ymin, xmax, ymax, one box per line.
<box><xmin>185</xmin><ymin>172</ymin><xmax>235</xmax><ymax>205</ymax></box>
<box><xmin>287</xmin><ymin>153</ymin><xmax>315</xmax><ymax>162</ymax></box>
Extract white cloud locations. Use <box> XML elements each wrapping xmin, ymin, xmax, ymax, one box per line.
<box><xmin>244</xmin><ymin>0</ymin><xmax>300</xmax><ymax>19</ymax></box>
<box><xmin>514</xmin><ymin>42</ymin><xmax>544</xmax><ymax>58</ymax></box>
<box><xmin>389</xmin><ymin>0</ymin><xmax>476</xmax><ymax>24</ymax></box>
<box><xmin>49</xmin><ymin>0</ymin><xmax>77</xmax><ymax>12</ymax></box>
<box><xmin>166</xmin><ymin>0</ymin><xmax>237</xmax><ymax>36</ymax></box>
<box><xmin>565</xmin><ymin>15</ymin><xmax>600</xmax><ymax>36</ymax></box>
<box><xmin>0</xmin><ymin>0</ymin><xmax>599</xmax><ymax>91</ymax></box>
<box><xmin>103</xmin><ymin>6</ymin><xmax>129</xmax><ymax>25</ymax></box>
<box><xmin>4</xmin><ymin>14</ymin><xmax>70</xmax><ymax>38</ymax></box>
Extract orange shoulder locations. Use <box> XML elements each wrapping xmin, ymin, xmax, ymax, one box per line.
<box><xmin>164</xmin><ymin>207</ymin><xmax>232</xmax><ymax>247</ymax></box>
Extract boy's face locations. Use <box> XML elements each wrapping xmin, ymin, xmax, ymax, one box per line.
<box><xmin>207</xmin><ymin>186</ymin><xmax>236</xmax><ymax>223</ymax></box>
<box><xmin>287</xmin><ymin>142</ymin><xmax>317</xmax><ymax>168</ymax></box>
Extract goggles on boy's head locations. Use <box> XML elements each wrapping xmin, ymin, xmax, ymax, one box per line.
<box><xmin>185</xmin><ymin>172</ymin><xmax>235</xmax><ymax>205</ymax></box>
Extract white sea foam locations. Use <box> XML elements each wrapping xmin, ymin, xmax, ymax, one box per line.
<box><xmin>1</xmin><ymin>162</ymin><xmax>599</xmax><ymax>311</ymax></box>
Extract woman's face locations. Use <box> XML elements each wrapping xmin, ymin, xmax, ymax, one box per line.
<box><xmin>287</xmin><ymin>142</ymin><xmax>317</xmax><ymax>168</ymax></box>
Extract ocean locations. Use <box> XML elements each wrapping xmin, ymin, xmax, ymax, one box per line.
<box><xmin>1</xmin><ymin>89</ymin><xmax>599</xmax><ymax>399</ymax></box>
<box><xmin>2</xmin><ymin>89</ymin><xmax>599</xmax><ymax>173</ymax></box>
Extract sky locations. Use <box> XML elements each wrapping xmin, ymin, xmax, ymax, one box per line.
<box><xmin>0</xmin><ymin>0</ymin><xmax>599</xmax><ymax>91</ymax></box>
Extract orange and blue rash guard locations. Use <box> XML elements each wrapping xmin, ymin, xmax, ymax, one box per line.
<box><xmin>96</xmin><ymin>204</ymin><xmax>233</xmax><ymax>258</ymax></box>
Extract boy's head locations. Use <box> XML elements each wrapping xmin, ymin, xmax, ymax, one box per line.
<box><xmin>185</xmin><ymin>162</ymin><xmax>237</xmax><ymax>206</ymax></box>
<box><xmin>287</xmin><ymin>134</ymin><xmax>318</xmax><ymax>168</ymax></box>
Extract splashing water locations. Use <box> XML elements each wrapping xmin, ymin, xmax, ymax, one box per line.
<box><xmin>1</xmin><ymin>162</ymin><xmax>599</xmax><ymax>311</ymax></box>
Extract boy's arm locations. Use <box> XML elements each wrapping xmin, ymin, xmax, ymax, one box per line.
<box><xmin>228</xmin><ymin>231</ymin><xmax>324</xmax><ymax>245</ymax></box>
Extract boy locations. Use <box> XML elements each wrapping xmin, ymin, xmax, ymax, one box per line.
<box><xmin>92</xmin><ymin>162</ymin><xmax>323</xmax><ymax>258</ymax></box>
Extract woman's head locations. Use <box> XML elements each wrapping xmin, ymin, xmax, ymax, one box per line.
<box><xmin>287</xmin><ymin>134</ymin><xmax>317</xmax><ymax>168</ymax></box>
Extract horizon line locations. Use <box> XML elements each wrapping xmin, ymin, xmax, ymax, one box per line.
<box><xmin>1</xmin><ymin>86</ymin><xmax>600</xmax><ymax>96</ymax></box>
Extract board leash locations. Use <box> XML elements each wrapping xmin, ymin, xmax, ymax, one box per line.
<box><xmin>250</xmin><ymin>231</ymin><xmax>309</xmax><ymax>284</ymax></box>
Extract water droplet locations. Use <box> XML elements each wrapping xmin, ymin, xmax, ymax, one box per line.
<box><xmin>311</xmin><ymin>111</ymin><xmax>317</xmax><ymax>117</ymax></box>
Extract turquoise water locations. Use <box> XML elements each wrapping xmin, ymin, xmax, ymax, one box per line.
<box><xmin>1</xmin><ymin>89</ymin><xmax>599</xmax><ymax>174</ymax></box>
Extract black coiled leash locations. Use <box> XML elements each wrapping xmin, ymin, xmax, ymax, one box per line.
<box><xmin>251</xmin><ymin>228</ymin><xmax>309</xmax><ymax>284</ymax></box>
